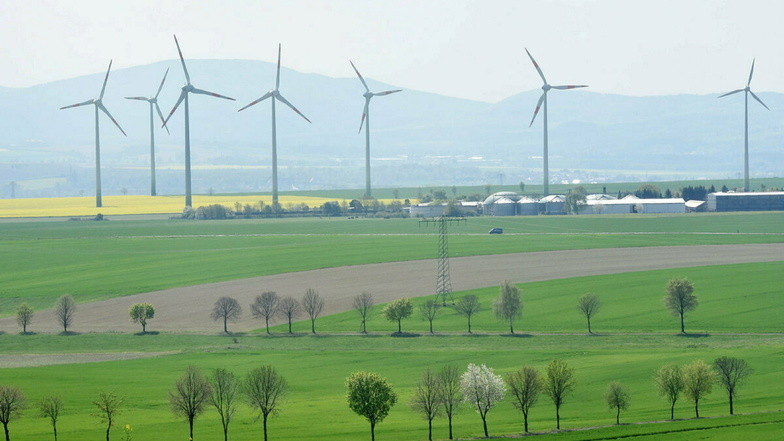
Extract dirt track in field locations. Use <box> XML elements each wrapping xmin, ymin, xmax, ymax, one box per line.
<box><xmin>2</xmin><ymin>244</ymin><xmax>782</xmax><ymax>334</ymax></box>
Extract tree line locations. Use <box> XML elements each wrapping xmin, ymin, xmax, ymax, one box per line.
<box><xmin>0</xmin><ymin>355</ymin><xmax>753</xmax><ymax>441</ymax></box>
<box><xmin>15</xmin><ymin>277</ymin><xmax>701</xmax><ymax>336</ymax></box>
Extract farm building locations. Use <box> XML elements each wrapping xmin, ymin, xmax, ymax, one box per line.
<box><xmin>409</xmin><ymin>201</ymin><xmax>480</xmax><ymax>217</ymax></box>
<box><xmin>707</xmin><ymin>192</ymin><xmax>784</xmax><ymax>212</ymax></box>
<box><xmin>584</xmin><ymin>195</ymin><xmax>686</xmax><ymax>214</ymax></box>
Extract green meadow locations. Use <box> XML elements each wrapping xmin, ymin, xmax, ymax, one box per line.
<box><xmin>0</xmin><ymin>212</ymin><xmax>783</xmax><ymax>440</ymax></box>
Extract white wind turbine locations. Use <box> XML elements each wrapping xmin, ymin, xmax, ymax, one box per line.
<box><xmin>525</xmin><ymin>48</ymin><xmax>587</xmax><ymax>196</ymax></box>
<box><xmin>238</xmin><ymin>44</ymin><xmax>311</xmax><ymax>208</ymax></box>
<box><xmin>349</xmin><ymin>60</ymin><xmax>401</xmax><ymax>198</ymax></box>
<box><xmin>60</xmin><ymin>60</ymin><xmax>127</xmax><ymax>208</ymax></box>
<box><xmin>162</xmin><ymin>35</ymin><xmax>235</xmax><ymax>208</ymax></box>
<box><xmin>125</xmin><ymin>68</ymin><xmax>170</xmax><ymax>196</ymax></box>
<box><xmin>719</xmin><ymin>59</ymin><xmax>770</xmax><ymax>192</ymax></box>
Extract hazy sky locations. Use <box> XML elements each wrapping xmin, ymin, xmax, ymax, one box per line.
<box><xmin>2</xmin><ymin>0</ymin><xmax>782</xmax><ymax>103</ymax></box>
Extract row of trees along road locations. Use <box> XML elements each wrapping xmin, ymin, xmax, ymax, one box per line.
<box><xmin>0</xmin><ymin>355</ymin><xmax>754</xmax><ymax>441</ymax></box>
<box><xmin>16</xmin><ymin>277</ymin><xmax>695</xmax><ymax>335</ymax></box>
<box><xmin>210</xmin><ymin>289</ymin><xmax>325</xmax><ymax>335</ymax></box>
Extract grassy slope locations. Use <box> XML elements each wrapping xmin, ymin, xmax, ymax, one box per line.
<box><xmin>1</xmin><ymin>212</ymin><xmax>783</xmax><ymax>314</ymax></box>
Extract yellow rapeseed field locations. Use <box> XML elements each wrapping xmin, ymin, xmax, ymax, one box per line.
<box><xmin>0</xmin><ymin>195</ymin><xmax>371</xmax><ymax>218</ymax></box>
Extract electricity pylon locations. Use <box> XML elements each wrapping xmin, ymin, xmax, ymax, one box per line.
<box><xmin>420</xmin><ymin>216</ymin><xmax>466</xmax><ymax>306</ymax></box>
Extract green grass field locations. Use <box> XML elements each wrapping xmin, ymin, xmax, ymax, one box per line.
<box><xmin>2</xmin><ymin>212</ymin><xmax>783</xmax><ymax>315</ymax></box>
<box><xmin>0</xmin><ymin>212</ymin><xmax>782</xmax><ymax>440</ymax></box>
<box><xmin>1</xmin><ymin>333</ymin><xmax>782</xmax><ymax>441</ymax></box>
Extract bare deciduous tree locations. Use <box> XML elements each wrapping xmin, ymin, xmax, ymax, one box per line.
<box><xmin>0</xmin><ymin>385</ymin><xmax>26</xmax><ymax>441</ymax></box>
<box><xmin>245</xmin><ymin>365</ymin><xmax>287</xmax><ymax>441</ymax></box>
<box><xmin>15</xmin><ymin>303</ymin><xmax>33</xmax><ymax>334</ymax></box>
<box><xmin>251</xmin><ymin>292</ymin><xmax>279</xmax><ymax>335</ymax></box>
<box><xmin>277</xmin><ymin>296</ymin><xmax>301</xmax><ymax>334</ymax></box>
<box><xmin>654</xmin><ymin>364</ymin><xmax>683</xmax><ymax>420</ymax></box>
<box><xmin>38</xmin><ymin>395</ymin><xmax>63</xmax><ymax>441</ymax></box>
<box><xmin>93</xmin><ymin>391</ymin><xmax>123</xmax><ymax>441</ymax></box>
<box><xmin>576</xmin><ymin>293</ymin><xmax>601</xmax><ymax>334</ymax></box>
<box><xmin>544</xmin><ymin>359</ymin><xmax>575</xmax><ymax>430</ymax></box>
<box><xmin>169</xmin><ymin>366</ymin><xmax>211</xmax><ymax>441</ymax></box>
<box><xmin>713</xmin><ymin>356</ymin><xmax>753</xmax><ymax>415</ymax></box>
<box><xmin>437</xmin><ymin>365</ymin><xmax>461</xmax><ymax>440</ymax></box>
<box><xmin>604</xmin><ymin>382</ymin><xmax>630</xmax><ymax>425</ymax></box>
<box><xmin>409</xmin><ymin>369</ymin><xmax>441</xmax><ymax>441</ymax></box>
<box><xmin>454</xmin><ymin>295</ymin><xmax>481</xmax><ymax>334</ymax></box>
<box><xmin>419</xmin><ymin>300</ymin><xmax>440</xmax><ymax>334</ymax></box>
<box><xmin>301</xmin><ymin>289</ymin><xmax>324</xmax><ymax>334</ymax></box>
<box><xmin>353</xmin><ymin>292</ymin><xmax>374</xmax><ymax>334</ymax></box>
<box><xmin>505</xmin><ymin>366</ymin><xmax>543</xmax><ymax>433</ymax></box>
<box><xmin>54</xmin><ymin>295</ymin><xmax>76</xmax><ymax>333</ymax></box>
<box><xmin>210</xmin><ymin>368</ymin><xmax>240</xmax><ymax>441</ymax></box>
<box><xmin>210</xmin><ymin>297</ymin><xmax>242</xmax><ymax>334</ymax></box>
<box><xmin>664</xmin><ymin>278</ymin><xmax>698</xmax><ymax>333</ymax></box>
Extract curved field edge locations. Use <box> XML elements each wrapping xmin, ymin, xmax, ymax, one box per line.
<box><xmin>2</xmin><ymin>213</ymin><xmax>784</xmax><ymax>314</ymax></box>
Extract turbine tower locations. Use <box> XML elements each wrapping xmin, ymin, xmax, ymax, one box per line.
<box><xmin>239</xmin><ymin>44</ymin><xmax>311</xmax><ymax>209</ymax></box>
<box><xmin>525</xmin><ymin>48</ymin><xmax>587</xmax><ymax>196</ymax></box>
<box><xmin>60</xmin><ymin>60</ymin><xmax>127</xmax><ymax>208</ymax></box>
<box><xmin>162</xmin><ymin>35</ymin><xmax>235</xmax><ymax>208</ymax></box>
<box><xmin>349</xmin><ymin>60</ymin><xmax>401</xmax><ymax>198</ymax></box>
<box><xmin>719</xmin><ymin>59</ymin><xmax>770</xmax><ymax>192</ymax></box>
<box><xmin>125</xmin><ymin>68</ymin><xmax>170</xmax><ymax>196</ymax></box>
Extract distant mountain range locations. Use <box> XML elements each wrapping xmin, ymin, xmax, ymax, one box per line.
<box><xmin>1</xmin><ymin>59</ymin><xmax>782</xmax><ymax>198</ymax></box>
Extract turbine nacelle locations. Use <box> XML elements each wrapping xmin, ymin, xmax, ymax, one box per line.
<box><xmin>542</xmin><ymin>84</ymin><xmax>552</xmax><ymax>92</ymax></box>
<box><xmin>364</xmin><ymin>91</ymin><xmax>374</xmax><ymax>99</ymax></box>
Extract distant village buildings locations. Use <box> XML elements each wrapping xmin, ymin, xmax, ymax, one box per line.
<box><xmin>408</xmin><ymin>191</ymin><xmax>784</xmax><ymax>217</ymax></box>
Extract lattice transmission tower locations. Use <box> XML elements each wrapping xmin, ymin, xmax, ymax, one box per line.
<box><xmin>420</xmin><ymin>216</ymin><xmax>466</xmax><ymax>306</ymax></box>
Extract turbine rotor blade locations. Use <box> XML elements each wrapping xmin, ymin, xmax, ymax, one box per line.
<box><xmin>374</xmin><ymin>89</ymin><xmax>402</xmax><ymax>96</ymax></box>
<box><xmin>749</xmin><ymin>90</ymin><xmax>770</xmax><ymax>110</ymax></box>
<box><xmin>124</xmin><ymin>96</ymin><xmax>149</xmax><ymax>101</ymax></box>
<box><xmin>358</xmin><ymin>98</ymin><xmax>369</xmax><ymax>134</ymax></box>
<box><xmin>60</xmin><ymin>99</ymin><xmax>95</xmax><ymax>110</ymax></box>
<box><xmin>190</xmin><ymin>87</ymin><xmax>235</xmax><ymax>101</ymax></box>
<box><xmin>525</xmin><ymin>48</ymin><xmax>547</xmax><ymax>84</ymax></box>
<box><xmin>155</xmin><ymin>67</ymin><xmax>170</xmax><ymax>99</ymax></box>
<box><xmin>163</xmin><ymin>90</ymin><xmax>186</xmax><ymax>127</ymax></box>
<box><xmin>276</xmin><ymin>44</ymin><xmax>282</xmax><ymax>90</ymax></box>
<box><xmin>238</xmin><ymin>91</ymin><xmax>273</xmax><ymax>112</ymax></box>
<box><xmin>747</xmin><ymin>59</ymin><xmax>755</xmax><ymax>87</ymax></box>
<box><xmin>529</xmin><ymin>93</ymin><xmax>545</xmax><ymax>127</ymax></box>
<box><xmin>99</xmin><ymin>60</ymin><xmax>113</xmax><ymax>100</ymax></box>
<box><xmin>349</xmin><ymin>60</ymin><xmax>370</xmax><ymax>92</ymax></box>
<box><xmin>174</xmin><ymin>34</ymin><xmax>191</xmax><ymax>84</ymax></box>
<box><xmin>718</xmin><ymin>89</ymin><xmax>744</xmax><ymax>98</ymax></box>
<box><xmin>97</xmin><ymin>103</ymin><xmax>127</xmax><ymax>136</ymax></box>
<box><xmin>276</xmin><ymin>93</ymin><xmax>312</xmax><ymax>123</ymax></box>
<box><xmin>552</xmin><ymin>85</ymin><xmax>588</xmax><ymax>90</ymax></box>
<box><xmin>155</xmin><ymin>103</ymin><xmax>170</xmax><ymax>134</ymax></box>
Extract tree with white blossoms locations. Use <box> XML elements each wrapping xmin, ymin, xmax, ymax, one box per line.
<box><xmin>460</xmin><ymin>363</ymin><xmax>506</xmax><ymax>437</ymax></box>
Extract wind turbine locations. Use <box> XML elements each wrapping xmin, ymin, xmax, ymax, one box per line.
<box><xmin>238</xmin><ymin>44</ymin><xmax>311</xmax><ymax>209</ymax></box>
<box><xmin>525</xmin><ymin>48</ymin><xmax>587</xmax><ymax>196</ymax></box>
<box><xmin>60</xmin><ymin>60</ymin><xmax>127</xmax><ymax>208</ymax></box>
<box><xmin>162</xmin><ymin>35</ymin><xmax>235</xmax><ymax>208</ymax></box>
<box><xmin>719</xmin><ymin>59</ymin><xmax>769</xmax><ymax>192</ymax></box>
<box><xmin>125</xmin><ymin>68</ymin><xmax>170</xmax><ymax>196</ymax></box>
<box><xmin>349</xmin><ymin>60</ymin><xmax>401</xmax><ymax>198</ymax></box>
